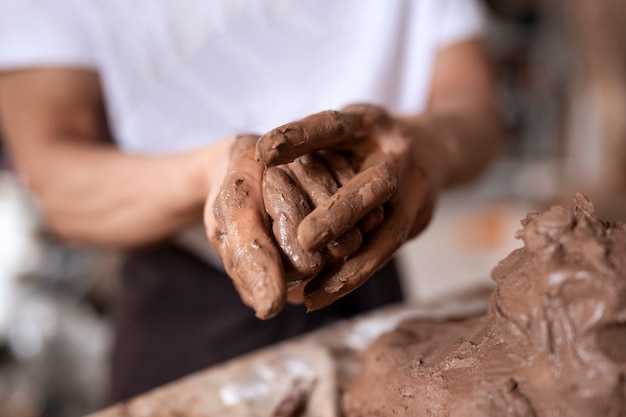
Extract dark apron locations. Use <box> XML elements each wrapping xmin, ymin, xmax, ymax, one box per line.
<box><xmin>110</xmin><ymin>242</ymin><xmax>403</xmax><ymax>402</ymax></box>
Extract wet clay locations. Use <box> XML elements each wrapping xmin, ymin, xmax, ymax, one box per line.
<box><xmin>318</xmin><ymin>150</ymin><xmax>385</xmax><ymax>235</ymax></box>
<box><xmin>344</xmin><ymin>194</ymin><xmax>626</xmax><ymax>417</ymax></box>
<box><xmin>297</xmin><ymin>163</ymin><xmax>396</xmax><ymax>252</ymax></box>
<box><xmin>262</xmin><ymin>165</ymin><xmax>324</xmax><ymax>285</ymax></box>
<box><xmin>256</xmin><ymin>110</ymin><xmax>364</xmax><ymax>167</ymax></box>
<box><xmin>212</xmin><ymin>135</ymin><xmax>286</xmax><ymax>319</ymax></box>
<box><xmin>289</xmin><ymin>153</ymin><xmax>362</xmax><ymax>265</ymax></box>
<box><xmin>261</xmin><ymin>150</ymin><xmax>391</xmax><ymax>287</ymax></box>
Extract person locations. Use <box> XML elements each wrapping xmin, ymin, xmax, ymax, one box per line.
<box><xmin>0</xmin><ymin>0</ymin><xmax>501</xmax><ymax>402</ymax></box>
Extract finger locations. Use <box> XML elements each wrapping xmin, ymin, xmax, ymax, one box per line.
<box><xmin>211</xmin><ymin>135</ymin><xmax>286</xmax><ymax>319</ymax></box>
<box><xmin>289</xmin><ymin>153</ymin><xmax>363</xmax><ymax>264</ymax></box>
<box><xmin>288</xmin><ymin>153</ymin><xmax>338</xmax><ymax>205</ymax></box>
<box><xmin>317</xmin><ymin>150</ymin><xmax>358</xmax><ymax>185</ymax></box>
<box><xmin>325</xmin><ymin>227</ymin><xmax>362</xmax><ymax>265</ymax></box>
<box><xmin>262</xmin><ymin>165</ymin><xmax>325</xmax><ymax>281</ymax></box>
<box><xmin>297</xmin><ymin>163</ymin><xmax>397</xmax><ymax>252</ymax></box>
<box><xmin>358</xmin><ymin>206</ymin><xmax>385</xmax><ymax>234</ymax></box>
<box><xmin>409</xmin><ymin>192</ymin><xmax>435</xmax><ymax>238</ymax></box>
<box><xmin>304</xmin><ymin>175</ymin><xmax>433</xmax><ymax>311</ymax></box>
<box><xmin>286</xmin><ymin>283</ymin><xmax>306</xmax><ymax>304</ymax></box>
<box><xmin>256</xmin><ymin>110</ymin><xmax>364</xmax><ymax>166</ymax></box>
<box><xmin>318</xmin><ymin>150</ymin><xmax>385</xmax><ymax>235</ymax></box>
<box><xmin>303</xmin><ymin>211</ymin><xmax>408</xmax><ymax>312</ymax></box>
<box><xmin>341</xmin><ymin>103</ymin><xmax>393</xmax><ymax>130</ymax></box>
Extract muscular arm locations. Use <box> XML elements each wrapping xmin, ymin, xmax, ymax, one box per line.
<box><xmin>0</xmin><ymin>69</ymin><xmax>229</xmax><ymax>248</ymax></box>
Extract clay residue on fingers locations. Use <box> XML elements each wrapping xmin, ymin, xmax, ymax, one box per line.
<box><xmin>318</xmin><ymin>151</ymin><xmax>385</xmax><ymax>235</ymax></box>
<box><xmin>357</xmin><ymin>207</ymin><xmax>385</xmax><ymax>235</ymax></box>
<box><xmin>325</xmin><ymin>228</ymin><xmax>362</xmax><ymax>265</ymax></box>
<box><xmin>211</xmin><ymin>135</ymin><xmax>286</xmax><ymax>319</ymax></box>
<box><xmin>289</xmin><ymin>153</ymin><xmax>363</xmax><ymax>265</ymax></box>
<box><xmin>256</xmin><ymin>110</ymin><xmax>361</xmax><ymax>166</ymax></box>
<box><xmin>317</xmin><ymin>150</ymin><xmax>359</xmax><ymax>186</ymax></box>
<box><xmin>297</xmin><ymin>163</ymin><xmax>397</xmax><ymax>252</ymax></box>
<box><xmin>303</xmin><ymin>212</ymin><xmax>407</xmax><ymax>312</ymax></box>
<box><xmin>262</xmin><ymin>165</ymin><xmax>324</xmax><ymax>281</ymax></box>
<box><xmin>289</xmin><ymin>153</ymin><xmax>338</xmax><ymax>206</ymax></box>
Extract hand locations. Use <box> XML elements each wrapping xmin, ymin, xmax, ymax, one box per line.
<box><xmin>256</xmin><ymin>104</ymin><xmax>443</xmax><ymax>311</ymax></box>
<box><xmin>207</xmin><ymin>136</ymin><xmax>367</xmax><ymax>317</ymax></box>
<box><xmin>260</xmin><ymin>150</ymin><xmax>381</xmax><ymax>303</ymax></box>
<box><xmin>207</xmin><ymin>134</ymin><xmax>287</xmax><ymax>320</ymax></box>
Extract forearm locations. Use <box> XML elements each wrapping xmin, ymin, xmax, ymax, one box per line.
<box><xmin>0</xmin><ymin>69</ymin><xmax>226</xmax><ymax>248</ymax></box>
<box><xmin>403</xmin><ymin>39</ymin><xmax>502</xmax><ymax>190</ymax></box>
<box><xmin>419</xmin><ymin>93</ymin><xmax>501</xmax><ymax>190</ymax></box>
<box><xmin>15</xmin><ymin>139</ymin><xmax>228</xmax><ymax>248</ymax></box>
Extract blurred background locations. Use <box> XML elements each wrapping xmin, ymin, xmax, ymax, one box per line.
<box><xmin>0</xmin><ymin>1</ymin><xmax>625</xmax><ymax>416</ymax></box>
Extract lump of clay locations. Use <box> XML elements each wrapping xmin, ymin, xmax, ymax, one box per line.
<box><xmin>344</xmin><ymin>193</ymin><xmax>626</xmax><ymax>417</ymax></box>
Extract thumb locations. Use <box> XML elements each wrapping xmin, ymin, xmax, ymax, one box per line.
<box><xmin>209</xmin><ymin>135</ymin><xmax>287</xmax><ymax>319</ymax></box>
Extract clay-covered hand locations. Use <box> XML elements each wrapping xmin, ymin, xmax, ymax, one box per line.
<box><xmin>261</xmin><ymin>151</ymin><xmax>377</xmax><ymax>303</ymax></box>
<box><xmin>256</xmin><ymin>104</ymin><xmax>443</xmax><ymax>311</ymax></box>
<box><xmin>208</xmin><ymin>134</ymin><xmax>286</xmax><ymax>320</ymax></box>
<box><xmin>207</xmin><ymin>136</ymin><xmax>369</xmax><ymax>317</ymax></box>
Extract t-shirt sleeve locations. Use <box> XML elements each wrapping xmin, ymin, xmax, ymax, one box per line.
<box><xmin>437</xmin><ymin>0</ymin><xmax>487</xmax><ymax>48</ymax></box>
<box><xmin>0</xmin><ymin>0</ymin><xmax>96</xmax><ymax>70</ymax></box>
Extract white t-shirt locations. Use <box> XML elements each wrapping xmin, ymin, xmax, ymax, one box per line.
<box><xmin>0</xmin><ymin>0</ymin><xmax>485</xmax><ymax>155</ymax></box>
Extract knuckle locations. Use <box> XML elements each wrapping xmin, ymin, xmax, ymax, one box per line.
<box><xmin>342</xmin><ymin>104</ymin><xmax>391</xmax><ymax>129</ymax></box>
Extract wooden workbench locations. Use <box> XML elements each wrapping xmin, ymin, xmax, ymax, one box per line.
<box><xmin>88</xmin><ymin>293</ymin><xmax>488</xmax><ymax>417</ymax></box>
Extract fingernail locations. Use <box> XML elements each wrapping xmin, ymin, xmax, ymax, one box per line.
<box><xmin>304</xmin><ymin>290</ymin><xmax>337</xmax><ymax>312</ymax></box>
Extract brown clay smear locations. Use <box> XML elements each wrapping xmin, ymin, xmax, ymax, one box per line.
<box><xmin>260</xmin><ymin>150</ymin><xmax>391</xmax><ymax>291</ymax></box>
<box><xmin>262</xmin><ymin>165</ymin><xmax>324</xmax><ymax>285</ymax></box>
<box><xmin>297</xmin><ymin>163</ymin><xmax>396</xmax><ymax>252</ymax></box>
<box><xmin>289</xmin><ymin>153</ymin><xmax>363</xmax><ymax>265</ymax></box>
<box><xmin>344</xmin><ymin>193</ymin><xmax>626</xmax><ymax>417</ymax></box>
<box><xmin>318</xmin><ymin>150</ymin><xmax>385</xmax><ymax>234</ymax></box>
